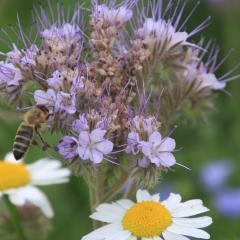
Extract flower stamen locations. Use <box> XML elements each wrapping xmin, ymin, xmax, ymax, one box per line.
<box><xmin>0</xmin><ymin>162</ymin><xmax>31</xmax><ymax>191</ymax></box>
<box><xmin>122</xmin><ymin>201</ymin><xmax>172</xmax><ymax>238</ymax></box>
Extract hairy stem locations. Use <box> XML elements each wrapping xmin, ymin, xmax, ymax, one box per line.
<box><xmin>124</xmin><ymin>180</ymin><xmax>137</xmax><ymax>199</ymax></box>
<box><xmin>103</xmin><ymin>172</ymin><xmax>130</xmax><ymax>201</ymax></box>
<box><xmin>3</xmin><ymin>195</ymin><xmax>27</xmax><ymax>240</ymax></box>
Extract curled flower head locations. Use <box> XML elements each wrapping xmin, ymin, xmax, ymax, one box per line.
<box><xmin>83</xmin><ymin>189</ymin><xmax>212</xmax><ymax>240</ymax></box>
<box><xmin>72</xmin><ymin>114</ymin><xmax>89</xmax><ymax>133</ymax></box>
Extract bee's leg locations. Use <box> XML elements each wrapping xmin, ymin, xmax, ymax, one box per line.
<box><xmin>35</xmin><ymin>128</ymin><xmax>50</xmax><ymax>151</ymax></box>
<box><xmin>31</xmin><ymin>139</ymin><xmax>39</xmax><ymax>146</ymax></box>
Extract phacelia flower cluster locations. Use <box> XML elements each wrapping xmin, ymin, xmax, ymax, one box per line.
<box><xmin>0</xmin><ymin>0</ymin><xmax>238</xmax><ymax>185</ymax></box>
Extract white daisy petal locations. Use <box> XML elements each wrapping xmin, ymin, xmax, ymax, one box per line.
<box><xmin>127</xmin><ymin>237</ymin><xmax>137</xmax><ymax>240</ymax></box>
<box><xmin>150</xmin><ymin>193</ymin><xmax>160</xmax><ymax>202</ymax></box>
<box><xmin>105</xmin><ymin>230</ymin><xmax>131</xmax><ymax>240</ymax></box>
<box><xmin>164</xmin><ymin>193</ymin><xmax>182</xmax><ymax>203</ymax></box>
<box><xmin>162</xmin><ymin>231</ymin><xmax>190</xmax><ymax>240</ymax></box>
<box><xmin>90</xmin><ymin>212</ymin><xmax>123</xmax><ymax>223</ymax></box>
<box><xmin>162</xmin><ymin>193</ymin><xmax>182</xmax><ymax>210</ymax></box>
<box><xmin>173</xmin><ymin>216</ymin><xmax>213</xmax><ymax>228</ymax></box>
<box><xmin>91</xmin><ymin>203</ymin><xmax>125</xmax><ymax>223</ymax></box>
<box><xmin>116</xmin><ymin>199</ymin><xmax>134</xmax><ymax>210</ymax></box>
<box><xmin>8</xmin><ymin>186</ymin><xmax>54</xmax><ymax>218</ymax></box>
<box><xmin>82</xmin><ymin>223</ymin><xmax>122</xmax><ymax>240</ymax></box>
<box><xmin>96</xmin><ymin>203</ymin><xmax>126</xmax><ymax>215</ymax></box>
<box><xmin>153</xmin><ymin>237</ymin><xmax>163</xmax><ymax>240</ymax></box>
<box><xmin>136</xmin><ymin>189</ymin><xmax>151</xmax><ymax>202</ymax></box>
<box><xmin>172</xmin><ymin>205</ymin><xmax>209</xmax><ymax>218</ymax></box>
<box><xmin>28</xmin><ymin>159</ymin><xmax>71</xmax><ymax>186</ymax></box>
<box><xmin>4</xmin><ymin>152</ymin><xmax>22</xmax><ymax>163</ymax></box>
<box><xmin>167</xmin><ymin>224</ymin><xmax>210</xmax><ymax>239</ymax></box>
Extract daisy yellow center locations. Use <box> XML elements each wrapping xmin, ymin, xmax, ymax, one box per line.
<box><xmin>0</xmin><ymin>161</ymin><xmax>31</xmax><ymax>191</ymax></box>
<box><xmin>122</xmin><ymin>201</ymin><xmax>172</xmax><ymax>238</ymax></box>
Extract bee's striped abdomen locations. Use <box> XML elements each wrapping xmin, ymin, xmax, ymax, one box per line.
<box><xmin>13</xmin><ymin>123</ymin><xmax>34</xmax><ymax>160</ymax></box>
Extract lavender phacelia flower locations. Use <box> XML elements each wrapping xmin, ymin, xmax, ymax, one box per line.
<box><xmin>78</xmin><ymin>128</ymin><xmax>114</xmax><ymax>164</ymax></box>
<box><xmin>141</xmin><ymin>131</ymin><xmax>176</xmax><ymax>168</ymax></box>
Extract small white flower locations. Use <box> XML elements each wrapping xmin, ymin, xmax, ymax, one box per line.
<box><xmin>137</xmin><ymin>18</ymin><xmax>189</xmax><ymax>49</ymax></box>
<box><xmin>34</xmin><ymin>88</ymin><xmax>56</xmax><ymax>107</ymax></box>
<box><xmin>0</xmin><ymin>62</ymin><xmax>23</xmax><ymax>86</ymax></box>
<box><xmin>82</xmin><ymin>189</ymin><xmax>212</xmax><ymax>240</ymax></box>
<box><xmin>47</xmin><ymin>70</ymin><xmax>64</xmax><ymax>91</ymax></box>
<box><xmin>78</xmin><ymin>128</ymin><xmax>114</xmax><ymax>164</ymax></box>
<box><xmin>184</xmin><ymin>63</ymin><xmax>226</xmax><ymax>91</ymax></box>
<box><xmin>141</xmin><ymin>131</ymin><xmax>176</xmax><ymax>168</ymax></box>
<box><xmin>0</xmin><ymin>152</ymin><xmax>71</xmax><ymax>218</ymax></box>
<box><xmin>200</xmin><ymin>73</ymin><xmax>226</xmax><ymax>90</ymax></box>
<box><xmin>94</xmin><ymin>5</ymin><xmax>132</xmax><ymax>25</ymax></box>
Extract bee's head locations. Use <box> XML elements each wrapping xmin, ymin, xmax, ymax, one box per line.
<box><xmin>37</xmin><ymin>105</ymin><xmax>49</xmax><ymax>115</ymax></box>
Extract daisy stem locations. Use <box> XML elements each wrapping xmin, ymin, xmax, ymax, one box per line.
<box><xmin>3</xmin><ymin>195</ymin><xmax>28</xmax><ymax>240</ymax></box>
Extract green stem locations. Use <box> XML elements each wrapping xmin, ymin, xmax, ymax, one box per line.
<box><xmin>3</xmin><ymin>195</ymin><xmax>27</xmax><ymax>240</ymax></box>
<box><xmin>103</xmin><ymin>173</ymin><xmax>130</xmax><ymax>201</ymax></box>
<box><xmin>124</xmin><ymin>180</ymin><xmax>137</xmax><ymax>199</ymax></box>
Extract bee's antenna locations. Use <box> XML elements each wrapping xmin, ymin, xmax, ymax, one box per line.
<box><xmin>16</xmin><ymin>106</ymin><xmax>34</xmax><ymax>111</ymax></box>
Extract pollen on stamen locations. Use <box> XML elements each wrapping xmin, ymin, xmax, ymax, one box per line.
<box><xmin>122</xmin><ymin>201</ymin><xmax>172</xmax><ymax>238</ymax></box>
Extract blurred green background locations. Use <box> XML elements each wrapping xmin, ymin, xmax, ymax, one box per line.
<box><xmin>0</xmin><ymin>0</ymin><xmax>240</xmax><ymax>239</ymax></box>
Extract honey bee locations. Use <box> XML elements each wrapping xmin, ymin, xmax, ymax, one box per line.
<box><xmin>13</xmin><ymin>105</ymin><xmax>49</xmax><ymax>160</ymax></box>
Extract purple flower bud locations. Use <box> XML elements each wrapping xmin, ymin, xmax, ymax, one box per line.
<box><xmin>70</xmin><ymin>75</ymin><xmax>84</xmax><ymax>95</ymax></box>
<box><xmin>6</xmin><ymin>44</ymin><xmax>22</xmax><ymax>64</ymax></box>
<box><xmin>126</xmin><ymin>131</ymin><xmax>140</xmax><ymax>155</ymax></box>
<box><xmin>20</xmin><ymin>44</ymin><xmax>38</xmax><ymax>68</ymax></box>
<box><xmin>56</xmin><ymin>136</ymin><xmax>78</xmax><ymax>159</ymax></box>
<box><xmin>72</xmin><ymin>114</ymin><xmax>89</xmax><ymax>133</ymax></box>
<box><xmin>138</xmin><ymin>157</ymin><xmax>150</xmax><ymax>168</ymax></box>
<box><xmin>96</xmin><ymin>118</ymin><xmax>108</xmax><ymax>130</ymax></box>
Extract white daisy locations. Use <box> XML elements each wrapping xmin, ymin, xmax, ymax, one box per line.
<box><xmin>0</xmin><ymin>152</ymin><xmax>71</xmax><ymax>218</ymax></box>
<box><xmin>82</xmin><ymin>189</ymin><xmax>212</xmax><ymax>240</ymax></box>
